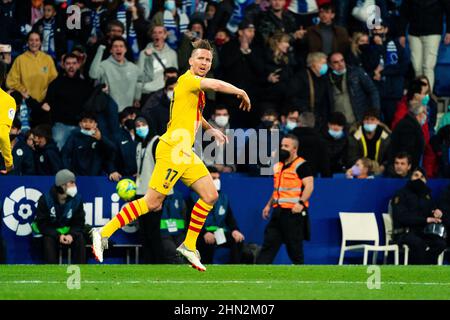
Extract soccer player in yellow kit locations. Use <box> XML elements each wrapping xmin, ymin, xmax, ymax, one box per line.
<box><xmin>91</xmin><ymin>40</ymin><xmax>251</xmax><ymax>271</ymax></box>
<box><xmin>0</xmin><ymin>61</ymin><xmax>16</xmax><ymax>175</ymax></box>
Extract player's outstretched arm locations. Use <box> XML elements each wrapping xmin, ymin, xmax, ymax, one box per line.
<box><xmin>200</xmin><ymin>78</ymin><xmax>251</xmax><ymax>111</ymax></box>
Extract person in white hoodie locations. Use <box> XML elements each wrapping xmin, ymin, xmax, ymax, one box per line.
<box><xmin>138</xmin><ymin>25</ymin><xmax>178</xmax><ymax>104</ymax></box>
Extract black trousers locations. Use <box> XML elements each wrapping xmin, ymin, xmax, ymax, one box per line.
<box><xmin>256</xmin><ymin>208</ymin><xmax>305</xmax><ymax>265</ymax></box>
<box><xmin>197</xmin><ymin>232</ymin><xmax>244</xmax><ymax>264</ymax></box>
<box><xmin>42</xmin><ymin>232</ymin><xmax>86</xmax><ymax>264</ymax></box>
<box><xmin>138</xmin><ymin>210</ymin><xmax>164</xmax><ymax>264</ymax></box>
<box><xmin>397</xmin><ymin>232</ymin><xmax>447</xmax><ymax>265</ymax></box>
<box><xmin>161</xmin><ymin>233</ymin><xmax>185</xmax><ymax>264</ymax></box>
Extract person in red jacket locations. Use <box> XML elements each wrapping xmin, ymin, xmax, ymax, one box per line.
<box><xmin>392</xmin><ymin>78</ymin><xmax>438</xmax><ymax>177</ymax></box>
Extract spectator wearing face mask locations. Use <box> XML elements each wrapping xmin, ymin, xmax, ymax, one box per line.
<box><xmin>323</xmin><ymin>111</ymin><xmax>348</xmax><ymax>174</ymax></box>
<box><xmin>257</xmin><ymin>134</ymin><xmax>313</xmax><ymax>264</ymax></box>
<box><xmin>289</xmin><ymin>52</ymin><xmax>331</xmax><ymax>131</ymax></box>
<box><xmin>214</xmin><ymin>28</ymin><xmax>231</xmax><ymax>51</ymax></box>
<box><xmin>61</xmin><ymin>112</ymin><xmax>116</xmax><ymax>178</ymax></box>
<box><xmin>391</xmin><ymin>167</ymin><xmax>447</xmax><ymax>264</ymax></box>
<box><xmin>142</xmin><ymin>77</ymin><xmax>177</xmax><ymax>136</ymax></box>
<box><xmin>280</xmin><ymin>108</ymin><xmax>300</xmax><ymax>136</ymax></box>
<box><xmin>0</xmin><ymin>117</ymin><xmax>35</xmax><ymax>175</ymax></box>
<box><xmin>347</xmin><ymin>108</ymin><xmax>391</xmax><ymax>173</ymax></box>
<box><xmin>191</xmin><ymin>166</ymin><xmax>245</xmax><ymax>264</ymax></box>
<box><xmin>345</xmin><ymin>157</ymin><xmax>380</xmax><ymax>179</ymax></box>
<box><xmin>141</xmin><ymin>66</ymin><xmax>178</xmax><ymax>107</ymax></box>
<box><xmin>31</xmin><ymin>124</ymin><xmax>62</xmax><ymax>175</ymax></box>
<box><xmin>111</xmin><ymin>108</ymin><xmax>139</xmax><ymax>181</ymax></box>
<box><xmin>203</xmin><ymin>106</ymin><xmax>235</xmax><ymax>173</ymax></box>
<box><xmin>389</xmin><ymin>101</ymin><xmax>427</xmax><ymax>170</ymax></box>
<box><xmin>328</xmin><ymin>52</ymin><xmax>381</xmax><ymax>127</ymax></box>
<box><xmin>33</xmin><ymin>169</ymin><xmax>86</xmax><ymax>264</ymax></box>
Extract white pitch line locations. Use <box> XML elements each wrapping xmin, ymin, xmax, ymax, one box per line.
<box><xmin>1</xmin><ymin>280</ymin><xmax>450</xmax><ymax>286</ymax></box>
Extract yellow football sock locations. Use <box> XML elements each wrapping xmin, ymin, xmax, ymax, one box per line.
<box><xmin>184</xmin><ymin>199</ymin><xmax>213</xmax><ymax>250</ymax></box>
<box><xmin>100</xmin><ymin>197</ymin><xmax>149</xmax><ymax>238</ymax></box>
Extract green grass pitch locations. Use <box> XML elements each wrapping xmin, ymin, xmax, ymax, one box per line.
<box><xmin>0</xmin><ymin>265</ymin><xmax>449</xmax><ymax>300</ymax></box>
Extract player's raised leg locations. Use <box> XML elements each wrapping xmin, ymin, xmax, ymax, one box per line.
<box><xmin>91</xmin><ymin>188</ymin><xmax>165</xmax><ymax>262</ymax></box>
<box><xmin>177</xmin><ymin>173</ymin><xmax>218</xmax><ymax>271</ymax></box>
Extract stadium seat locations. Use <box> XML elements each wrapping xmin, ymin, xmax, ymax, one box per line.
<box><xmin>338</xmin><ymin>212</ymin><xmax>399</xmax><ymax>265</ymax></box>
<box><xmin>382</xmin><ymin>213</ymin><xmax>409</xmax><ymax>265</ymax></box>
<box><xmin>437</xmin><ymin>249</ymin><xmax>448</xmax><ymax>265</ymax></box>
<box><xmin>58</xmin><ymin>245</ymin><xmax>71</xmax><ymax>265</ymax></box>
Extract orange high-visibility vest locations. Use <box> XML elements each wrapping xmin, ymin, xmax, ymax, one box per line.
<box><xmin>272</xmin><ymin>157</ymin><xmax>309</xmax><ymax>209</ymax></box>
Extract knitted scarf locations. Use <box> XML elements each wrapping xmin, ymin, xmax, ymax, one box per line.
<box><xmin>226</xmin><ymin>0</ymin><xmax>254</xmax><ymax>34</ymax></box>
<box><xmin>286</xmin><ymin>0</ymin><xmax>318</xmax><ymax>14</ymax></box>
<box><xmin>116</xmin><ymin>4</ymin><xmax>139</xmax><ymax>60</ymax></box>
<box><xmin>164</xmin><ymin>9</ymin><xmax>189</xmax><ymax>50</ymax></box>
<box><xmin>42</xmin><ymin>18</ymin><xmax>56</xmax><ymax>58</ymax></box>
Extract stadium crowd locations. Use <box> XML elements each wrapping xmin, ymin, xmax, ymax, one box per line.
<box><xmin>1</xmin><ymin>0</ymin><xmax>450</xmax><ymax>264</ymax></box>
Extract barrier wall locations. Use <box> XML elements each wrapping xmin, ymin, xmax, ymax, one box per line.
<box><xmin>1</xmin><ymin>175</ymin><xmax>449</xmax><ymax>264</ymax></box>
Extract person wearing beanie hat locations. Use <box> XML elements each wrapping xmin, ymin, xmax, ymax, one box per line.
<box><xmin>33</xmin><ymin>169</ymin><xmax>86</xmax><ymax>264</ymax></box>
<box><xmin>391</xmin><ymin>167</ymin><xmax>447</xmax><ymax>264</ymax></box>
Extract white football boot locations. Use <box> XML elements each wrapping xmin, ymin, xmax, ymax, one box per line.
<box><xmin>176</xmin><ymin>243</ymin><xmax>206</xmax><ymax>272</ymax></box>
<box><xmin>90</xmin><ymin>228</ymin><xmax>108</xmax><ymax>263</ymax></box>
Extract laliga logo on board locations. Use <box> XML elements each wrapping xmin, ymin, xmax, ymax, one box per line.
<box><xmin>2</xmin><ymin>186</ymin><xmax>42</xmax><ymax>236</ymax></box>
<box><xmin>2</xmin><ymin>187</ymin><xmax>137</xmax><ymax>236</ymax></box>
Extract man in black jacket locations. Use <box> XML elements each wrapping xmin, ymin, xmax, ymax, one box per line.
<box><xmin>391</xmin><ymin>168</ymin><xmax>447</xmax><ymax>264</ymax></box>
<box><xmin>398</xmin><ymin>0</ymin><xmax>450</xmax><ymax>90</ymax></box>
<box><xmin>292</xmin><ymin>112</ymin><xmax>331</xmax><ymax>177</ymax></box>
<box><xmin>31</xmin><ymin>124</ymin><xmax>63</xmax><ymax>175</ymax></box>
<box><xmin>61</xmin><ymin>112</ymin><xmax>116</xmax><ymax>177</ymax></box>
<box><xmin>43</xmin><ymin>53</ymin><xmax>92</xmax><ymax>150</ymax></box>
<box><xmin>389</xmin><ymin>100</ymin><xmax>427</xmax><ymax>169</ymax></box>
<box><xmin>323</xmin><ymin>111</ymin><xmax>348</xmax><ymax>174</ymax></box>
<box><xmin>289</xmin><ymin>52</ymin><xmax>331</xmax><ymax>131</ymax></box>
<box><xmin>34</xmin><ymin>169</ymin><xmax>86</xmax><ymax>264</ymax></box>
<box><xmin>217</xmin><ymin>21</ymin><xmax>264</xmax><ymax>128</ymax></box>
<box><xmin>111</xmin><ymin>109</ymin><xmax>138</xmax><ymax>180</ymax></box>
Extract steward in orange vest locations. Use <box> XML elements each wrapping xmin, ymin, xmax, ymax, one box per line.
<box><xmin>257</xmin><ymin>134</ymin><xmax>314</xmax><ymax>265</ymax></box>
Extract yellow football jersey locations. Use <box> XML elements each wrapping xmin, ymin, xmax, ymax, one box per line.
<box><xmin>159</xmin><ymin>70</ymin><xmax>205</xmax><ymax>151</ymax></box>
<box><xmin>0</xmin><ymin>87</ymin><xmax>16</xmax><ymax>127</ymax></box>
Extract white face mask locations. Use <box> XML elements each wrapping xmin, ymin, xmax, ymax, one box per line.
<box><xmin>213</xmin><ymin>179</ymin><xmax>221</xmax><ymax>191</ymax></box>
<box><xmin>215</xmin><ymin>115</ymin><xmax>229</xmax><ymax>128</ymax></box>
<box><xmin>285</xmin><ymin>120</ymin><xmax>297</xmax><ymax>131</ymax></box>
<box><xmin>166</xmin><ymin>90</ymin><xmax>174</xmax><ymax>101</ymax></box>
<box><xmin>66</xmin><ymin>186</ymin><xmax>78</xmax><ymax>197</ymax></box>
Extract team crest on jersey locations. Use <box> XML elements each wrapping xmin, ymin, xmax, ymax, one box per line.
<box><xmin>8</xmin><ymin>108</ymin><xmax>15</xmax><ymax>120</ymax></box>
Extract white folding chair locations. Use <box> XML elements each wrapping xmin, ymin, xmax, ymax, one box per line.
<box><xmin>339</xmin><ymin>212</ymin><xmax>399</xmax><ymax>265</ymax></box>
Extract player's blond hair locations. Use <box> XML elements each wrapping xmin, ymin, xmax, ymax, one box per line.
<box><xmin>191</xmin><ymin>39</ymin><xmax>214</xmax><ymax>56</ymax></box>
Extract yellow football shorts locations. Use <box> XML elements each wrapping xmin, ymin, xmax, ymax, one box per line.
<box><xmin>148</xmin><ymin>139</ymin><xmax>210</xmax><ymax>195</ymax></box>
